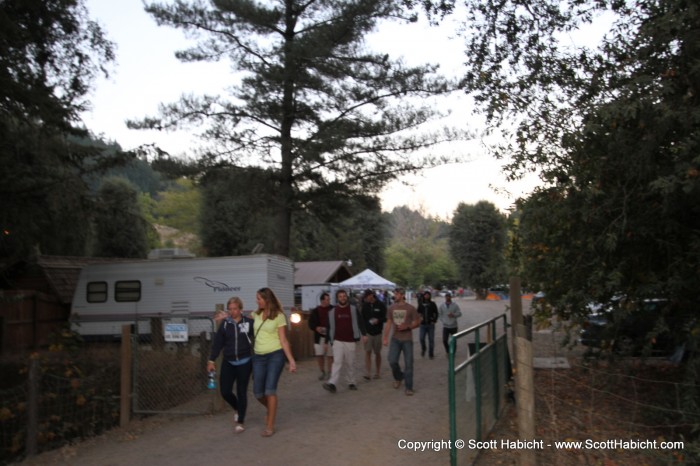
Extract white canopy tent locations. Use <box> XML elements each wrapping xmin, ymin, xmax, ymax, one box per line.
<box><xmin>338</xmin><ymin>268</ymin><xmax>396</xmax><ymax>290</ymax></box>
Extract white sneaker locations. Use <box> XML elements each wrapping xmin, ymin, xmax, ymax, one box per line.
<box><xmin>233</xmin><ymin>411</ymin><xmax>239</xmax><ymax>423</ymax></box>
<box><xmin>234</xmin><ymin>423</ymin><xmax>245</xmax><ymax>434</ymax></box>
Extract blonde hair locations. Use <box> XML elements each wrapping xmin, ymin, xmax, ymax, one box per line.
<box><xmin>227</xmin><ymin>296</ymin><xmax>244</xmax><ymax>310</ymax></box>
<box><xmin>255</xmin><ymin>287</ymin><xmax>283</xmax><ymax>320</ymax></box>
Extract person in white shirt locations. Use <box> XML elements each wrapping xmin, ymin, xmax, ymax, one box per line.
<box><xmin>438</xmin><ymin>293</ymin><xmax>462</xmax><ymax>356</ymax></box>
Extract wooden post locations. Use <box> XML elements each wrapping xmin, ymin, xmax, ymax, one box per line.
<box><xmin>151</xmin><ymin>317</ymin><xmax>164</xmax><ymax>351</ymax></box>
<box><xmin>120</xmin><ymin>324</ymin><xmax>132</xmax><ymax>427</ymax></box>
<box><xmin>26</xmin><ymin>357</ymin><xmax>39</xmax><ymax>458</ymax></box>
<box><xmin>510</xmin><ymin>277</ymin><xmax>536</xmax><ymax>466</ymax></box>
<box><xmin>509</xmin><ymin>277</ymin><xmax>524</xmax><ymax>339</ymax></box>
<box><xmin>515</xmin><ymin>333</ymin><xmax>536</xmax><ymax>466</ymax></box>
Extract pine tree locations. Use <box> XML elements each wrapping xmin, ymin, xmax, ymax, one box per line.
<box><xmin>132</xmin><ymin>0</ymin><xmax>459</xmax><ymax>256</ymax></box>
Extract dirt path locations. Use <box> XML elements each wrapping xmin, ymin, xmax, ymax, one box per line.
<box><xmin>21</xmin><ymin>298</ymin><xmax>509</xmax><ymax>466</ymax></box>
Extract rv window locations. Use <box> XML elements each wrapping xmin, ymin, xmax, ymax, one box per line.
<box><xmin>115</xmin><ymin>281</ymin><xmax>141</xmax><ymax>302</ymax></box>
<box><xmin>87</xmin><ymin>282</ymin><xmax>108</xmax><ymax>303</ymax></box>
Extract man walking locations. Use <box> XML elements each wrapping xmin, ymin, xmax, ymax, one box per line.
<box><xmin>308</xmin><ymin>292</ymin><xmax>333</xmax><ymax>380</ymax></box>
<box><xmin>383</xmin><ymin>288</ymin><xmax>420</xmax><ymax>396</ymax></box>
<box><xmin>438</xmin><ymin>292</ymin><xmax>462</xmax><ymax>356</ymax></box>
<box><xmin>361</xmin><ymin>289</ymin><xmax>386</xmax><ymax>380</ymax></box>
<box><xmin>418</xmin><ymin>290</ymin><xmax>438</xmax><ymax>359</ymax></box>
<box><xmin>323</xmin><ymin>289</ymin><xmax>367</xmax><ymax>393</ymax></box>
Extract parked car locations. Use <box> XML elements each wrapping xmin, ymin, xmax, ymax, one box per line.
<box><xmin>579</xmin><ymin>298</ymin><xmax>689</xmax><ymax>357</ymax></box>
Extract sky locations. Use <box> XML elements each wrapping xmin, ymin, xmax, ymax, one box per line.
<box><xmin>81</xmin><ymin>0</ymin><xmax>542</xmax><ymax>219</ymax></box>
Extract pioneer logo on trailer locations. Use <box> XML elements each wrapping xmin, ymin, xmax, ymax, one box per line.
<box><xmin>194</xmin><ymin>277</ymin><xmax>241</xmax><ymax>292</ymax></box>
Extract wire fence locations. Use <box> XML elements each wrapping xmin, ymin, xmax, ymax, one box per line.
<box><xmin>474</xmin><ymin>327</ymin><xmax>699</xmax><ymax>465</ymax></box>
<box><xmin>0</xmin><ymin>351</ymin><xmax>120</xmax><ymax>466</ymax></box>
<box><xmin>131</xmin><ymin>316</ymin><xmax>219</xmax><ymax>415</ymax></box>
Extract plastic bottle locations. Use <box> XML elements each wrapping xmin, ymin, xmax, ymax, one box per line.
<box><xmin>207</xmin><ymin>370</ymin><xmax>216</xmax><ymax>390</ymax></box>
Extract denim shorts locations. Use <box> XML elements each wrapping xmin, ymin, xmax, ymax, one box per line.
<box><xmin>252</xmin><ymin>349</ymin><xmax>286</xmax><ymax>397</ymax></box>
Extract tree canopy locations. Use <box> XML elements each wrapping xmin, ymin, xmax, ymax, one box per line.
<box><xmin>93</xmin><ymin>178</ymin><xmax>152</xmax><ymax>258</ymax></box>
<box><xmin>448</xmin><ymin>201</ymin><xmax>507</xmax><ymax>294</ymax></box>
<box><xmin>420</xmin><ymin>0</ymin><xmax>699</xmax><ymax>321</ymax></box>
<box><xmin>199</xmin><ymin>164</ymin><xmax>387</xmax><ymax>269</ymax></box>
<box><xmin>0</xmin><ymin>0</ymin><xmax>126</xmax><ymax>257</ymax></box>
<box><xmin>132</xmin><ymin>0</ymin><xmax>459</xmax><ymax>256</ymax></box>
<box><xmin>385</xmin><ymin>206</ymin><xmax>458</xmax><ymax>289</ymax></box>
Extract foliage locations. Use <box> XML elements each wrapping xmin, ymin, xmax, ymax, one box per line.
<box><xmin>416</xmin><ymin>0</ymin><xmax>699</xmax><ymax>317</ymax></box>
<box><xmin>385</xmin><ymin>206</ymin><xmax>458</xmax><ymax>288</ymax></box>
<box><xmin>199</xmin><ymin>164</ymin><xmax>387</xmax><ymax>267</ymax></box>
<box><xmin>153</xmin><ymin>178</ymin><xmax>202</xmax><ymax>235</ymax></box>
<box><xmin>92</xmin><ymin>178</ymin><xmax>151</xmax><ymax>258</ymax></box>
<box><xmin>0</xmin><ymin>0</ymin><xmax>127</xmax><ymax>258</ymax></box>
<box><xmin>89</xmin><ymin>147</ymin><xmax>164</xmax><ymax>196</ymax></box>
<box><xmin>138</xmin><ymin>192</ymin><xmax>162</xmax><ymax>249</ymax></box>
<box><xmin>132</xmin><ymin>0</ymin><xmax>461</xmax><ymax>256</ymax></box>
<box><xmin>420</xmin><ymin>0</ymin><xmax>700</xmax><ymax>443</ymax></box>
<box><xmin>512</xmin><ymin>0</ymin><xmax>700</xmax><ymax>321</ymax></box>
<box><xmin>291</xmin><ymin>195</ymin><xmax>388</xmax><ymax>272</ymax></box>
<box><xmin>0</xmin><ymin>330</ymin><xmax>120</xmax><ymax>464</ymax></box>
<box><xmin>199</xmin><ymin>166</ymin><xmax>277</xmax><ymax>256</ymax></box>
<box><xmin>448</xmin><ymin>201</ymin><xmax>507</xmax><ymax>294</ymax></box>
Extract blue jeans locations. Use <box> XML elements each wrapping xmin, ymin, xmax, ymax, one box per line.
<box><xmin>220</xmin><ymin>359</ymin><xmax>252</xmax><ymax>423</ymax></box>
<box><xmin>252</xmin><ymin>349</ymin><xmax>285</xmax><ymax>398</ymax></box>
<box><xmin>388</xmin><ymin>338</ymin><xmax>414</xmax><ymax>390</ymax></box>
<box><xmin>420</xmin><ymin>324</ymin><xmax>435</xmax><ymax>357</ymax></box>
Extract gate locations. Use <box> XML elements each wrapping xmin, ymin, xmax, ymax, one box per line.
<box><xmin>131</xmin><ymin>316</ymin><xmax>220</xmax><ymax>415</ymax></box>
<box><xmin>448</xmin><ymin>313</ymin><xmax>512</xmax><ymax>466</ymax></box>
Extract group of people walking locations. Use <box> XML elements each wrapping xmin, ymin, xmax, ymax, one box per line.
<box><xmin>310</xmin><ymin>288</ymin><xmax>462</xmax><ymax>397</ymax></box>
<box><xmin>206</xmin><ymin>286</ymin><xmax>462</xmax><ymax>436</ymax></box>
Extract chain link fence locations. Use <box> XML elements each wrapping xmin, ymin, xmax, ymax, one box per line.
<box><xmin>132</xmin><ymin>316</ymin><xmax>221</xmax><ymax>415</ymax></box>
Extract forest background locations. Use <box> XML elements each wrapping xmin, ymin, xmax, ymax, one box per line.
<box><xmin>44</xmin><ymin>144</ymin><xmax>509</xmax><ymax>295</ymax></box>
<box><xmin>2</xmin><ymin>0</ymin><xmax>698</xmax><ymax>335</ymax></box>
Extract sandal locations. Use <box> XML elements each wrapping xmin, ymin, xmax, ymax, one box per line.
<box><xmin>261</xmin><ymin>428</ymin><xmax>275</xmax><ymax>437</ymax></box>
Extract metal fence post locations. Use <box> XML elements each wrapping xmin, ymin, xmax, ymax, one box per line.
<box><xmin>448</xmin><ymin>334</ymin><xmax>457</xmax><ymax>466</ymax></box>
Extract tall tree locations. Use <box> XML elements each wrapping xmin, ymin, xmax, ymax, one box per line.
<box><xmin>131</xmin><ymin>0</ymin><xmax>458</xmax><ymax>256</ymax></box>
<box><xmin>93</xmin><ymin>178</ymin><xmax>151</xmax><ymax>258</ymax></box>
<box><xmin>0</xmin><ymin>0</ymin><xmax>123</xmax><ymax>257</ymax></box>
<box><xmin>421</xmin><ymin>0</ymin><xmax>699</xmax><ymax>317</ymax></box>
<box><xmin>448</xmin><ymin>201</ymin><xmax>507</xmax><ymax>296</ymax></box>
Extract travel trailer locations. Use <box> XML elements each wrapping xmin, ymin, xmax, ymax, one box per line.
<box><xmin>70</xmin><ymin>254</ymin><xmax>294</xmax><ymax>340</ymax></box>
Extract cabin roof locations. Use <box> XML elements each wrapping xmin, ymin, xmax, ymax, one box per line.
<box><xmin>294</xmin><ymin>261</ymin><xmax>353</xmax><ymax>286</ymax></box>
<box><xmin>0</xmin><ymin>255</ymin><xmax>126</xmax><ymax>304</ymax></box>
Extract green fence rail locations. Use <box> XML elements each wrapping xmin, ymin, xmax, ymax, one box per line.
<box><xmin>448</xmin><ymin>313</ymin><xmax>511</xmax><ymax>466</ymax></box>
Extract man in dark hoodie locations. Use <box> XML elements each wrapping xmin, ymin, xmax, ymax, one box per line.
<box><xmin>207</xmin><ymin>296</ymin><xmax>254</xmax><ymax>433</ymax></box>
<box><xmin>417</xmin><ymin>290</ymin><xmax>439</xmax><ymax>359</ymax></box>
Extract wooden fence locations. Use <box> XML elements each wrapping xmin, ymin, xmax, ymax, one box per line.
<box><xmin>0</xmin><ymin>290</ymin><xmax>69</xmax><ymax>353</ymax></box>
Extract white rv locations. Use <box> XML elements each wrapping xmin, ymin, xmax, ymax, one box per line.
<box><xmin>70</xmin><ymin>254</ymin><xmax>294</xmax><ymax>339</ymax></box>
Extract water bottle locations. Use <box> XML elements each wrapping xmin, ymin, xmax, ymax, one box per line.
<box><xmin>207</xmin><ymin>370</ymin><xmax>216</xmax><ymax>390</ymax></box>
